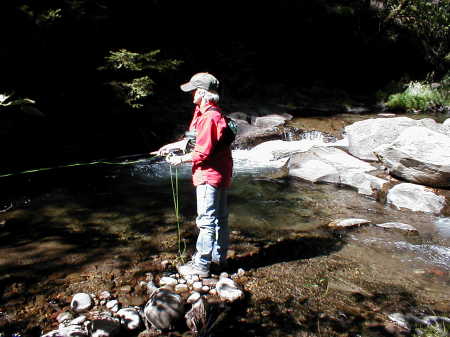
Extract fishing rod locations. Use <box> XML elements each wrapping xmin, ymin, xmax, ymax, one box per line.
<box><xmin>0</xmin><ymin>152</ymin><xmax>161</xmax><ymax>179</ymax></box>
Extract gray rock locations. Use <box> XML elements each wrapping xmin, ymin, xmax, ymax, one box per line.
<box><xmin>387</xmin><ymin>183</ymin><xmax>446</xmax><ymax>214</ymax></box>
<box><xmin>215</xmin><ymin>278</ymin><xmax>244</xmax><ymax>302</ymax></box>
<box><xmin>144</xmin><ymin>288</ymin><xmax>184</xmax><ymax>331</ymax></box>
<box><xmin>71</xmin><ymin>293</ymin><xmax>94</xmax><ymax>313</ymax></box>
<box><xmin>374</xmin><ymin>126</ymin><xmax>450</xmax><ymax>187</ymax></box>
<box><xmin>116</xmin><ymin>307</ymin><xmax>141</xmax><ymax>330</ymax></box>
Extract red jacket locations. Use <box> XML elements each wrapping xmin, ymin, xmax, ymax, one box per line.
<box><xmin>189</xmin><ymin>103</ymin><xmax>233</xmax><ymax>188</ymax></box>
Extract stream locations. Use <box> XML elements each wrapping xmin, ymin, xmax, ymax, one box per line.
<box><xmin>0</xmin><ymin>113</ymin><xmax>449</xmax><ymax>336</ymax></box>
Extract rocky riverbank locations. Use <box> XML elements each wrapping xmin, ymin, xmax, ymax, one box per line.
<box><xmin>1</xmin><ymin>110</ymin><xmax>449</xmax><ymax>337</ymax></box>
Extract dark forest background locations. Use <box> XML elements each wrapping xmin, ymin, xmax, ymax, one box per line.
<box><xmin>0</xmin><ymin>0</ymin><xmax>448</xmax><ymax>173</ymax></box>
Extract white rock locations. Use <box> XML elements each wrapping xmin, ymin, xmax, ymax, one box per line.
<box><xmin>201</xmin><ymin>286</ymin><xmax>210</xmax><ymax>293</ymax></box>
<box><xmin>175</xmin><ymin>283</ymin><xmax>189</xmax><ymax>293</ymax></box>
<box><xmin>387</xmin><ymin>183</ymin><xmax>446</xmax><ymax>214</ymax></box>
<box><xmin>116</xmin><ymin>308</ymin><xmax>141</xmax><ymax>330</ymax></box>
<box><xmin>144</xmin><ymin>289</ymin><xmax>184</xmax><ymax>331</ymax></box>
<box><xmin>375</xmin><ymin>222</ymin><xmax>418</xmax><ymax>233</ymax></box>
<box><xmin>237</xmin><ymin>268</ymin><xmax>246</xmax><ymax>277</ymax></box>
<box><xmin>209</xmin><ymin>289</ymin><xmax>218</xmax><ymax>296</ymax></box>
<box><xmin>99</xmin><ymin>291</ymin><xmax>111</xmax><ymax>301</ymax></box>
<box><xmin>328</xmin><ymin>218</ymin><xmax>371</xmax><ymax>228</ymax></box>
<box><xmin>339</xmin><ymin>171</ymin><xmax>388</xmax><ymax>196</ymax></box>
<box><xmin>288</xmin><ymin>146</ymin><xmax>378</xmax><ymax>192</ymax></box>
<box><xmin>374</xmin><ymin>126</ymin><xmax>450</xmax><ymax>187</ymax></box>
<box><xmin>187</xmin><ymin>292</ymin><xmax>201</xmax><ymax>304</ymax></box>
<box><xmin>71</xmin><ymin>293</ymin><xmax>94</xmax><ymax>313</ymax></box>
<box><xmin>106</xmin><ymin>300</ymin><xmax>118</xmax><ymax>310</ymax></box>
<box><xmin>159</xmin><ymin>276</ymin><xmax>178</xmax><ymax>287</ymax></box>
<box><xmin>192</xmin><ymin>281</ymin><xmax>203</xmax><ymax>292</ymax></box>
<box><xmin>57</xmin><ymin>311</ymin><xmax>73</xmax><ymax>323</ymax></box>
<box><xmin>443</xmin><ymin>118</ymin><xmax>450</xmax><ymax>127</ymax></box>
<box><xmin>69</xmin><ymin>315</ymin><xmax>87</xmax><ymax>326</ymax></box>
<box><xmin>216</xmin><ymin>277</ymin><xmax>244</xmax><ymax>302</ymax></box>
<box><xmin>345</xmin><ymin>117</ymin><xmax>421</xmax><ymax>161</ymax></box>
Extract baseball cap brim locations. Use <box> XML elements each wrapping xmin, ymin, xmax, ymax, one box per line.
<box><xmin>180</xmin><ymin>82</ymin><xmax>197</xmax><ymax>92</ymax></box>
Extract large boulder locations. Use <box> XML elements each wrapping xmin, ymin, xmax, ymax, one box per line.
<box><xmin>374</xmin><ymin>126</ymin><xmax>450</xmax><ymax>187</ymax></box>
<box><xmin>345</xmin><ymin>117</ymin><xmax>450</xmax><ymax>161</ymax></box>
<box><xmin>386</xmin><ymin>183</ymin><xmax>446</xmax><ymax>214</ymax></box>
<box><xmin>344</xmin><ymin>117</ymin><xmax>419</xmax><ymax>161</ymax></box>
<box><xmin>288</xmin><ymin>146</ymin><xmax>387</xmax><ymax>196</ymax></box>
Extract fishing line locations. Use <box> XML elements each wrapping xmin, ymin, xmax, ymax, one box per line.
<box><xmin>0</xmin><ymin>154</ymin><xmax>159</xmax><ymax>179</ymax></box>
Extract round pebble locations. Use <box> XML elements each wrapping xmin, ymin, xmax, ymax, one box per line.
<box><xmin>71</xmin><ymin>293</ymin><xmax>94</xmax><ymax>313</ymax></box>
<box><xmin>187</xmin><ymin>292</ymin><xmax>201</xmax><ymax>304</ymax></box>
<box><xmin>174</xmin><ymin>284</ymin><xmax>189</xmax><ymax>293</ymax></box>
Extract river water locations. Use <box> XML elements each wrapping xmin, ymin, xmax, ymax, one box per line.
<box><xmin>0</xmin><ymin>113</ymin><xmax>449</xmax><ymax>336</ymax></box>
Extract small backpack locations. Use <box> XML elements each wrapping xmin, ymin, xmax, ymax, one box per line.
<box><xmin>221</xmin><ymin>116</ymin><xmax>238</xmax><ymax>146</ymax></box>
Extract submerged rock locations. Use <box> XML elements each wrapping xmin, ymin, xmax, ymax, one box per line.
<box><xmin>328</xmin><ymin>218</ymin><xmax>371</xmax><ymax>228</ymax></box>
<box><xmin>144</xmin><ymin>288</ymin><xmax>184</xmax><ymax>331</ymax></box>
<box><xmin>71</xmin><ymin>293</ymin><xmax>94</xmax><ymax>313</ymax></box>
<box><xmin>375</xmin><ymin>222</ymin><xmax>418</xmax><ymax>233</ymax></box>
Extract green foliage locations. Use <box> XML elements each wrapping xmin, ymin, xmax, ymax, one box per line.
<box><xmin>379</xmin><ymin>0</ymin><xmax>450</xmax><ymax>71</ymax></box>
<box><xmin>386</xmin><ymin>78</ymin><xmax>450</xmax><ymax>111</ymax></box>
<box><xmin>100</xmin><ymin>49</ymin><xmax>182</xmax><ymax>109</ymax></box>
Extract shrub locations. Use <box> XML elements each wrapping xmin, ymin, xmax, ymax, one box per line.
<box><xmin>386</xmin><ymin>79</ymin><xmax>450</xmax><ymax>112</ymax></box>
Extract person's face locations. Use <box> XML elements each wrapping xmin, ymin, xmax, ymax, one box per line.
<box><xmin>192</xmin><ymin>89</ymin><xmax>203</xmax><ymax>105</ymax></box>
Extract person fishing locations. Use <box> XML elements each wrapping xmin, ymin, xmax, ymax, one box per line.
<box><xmin>155</xmin><ymin>72</ymin><xmax>233</xmax><ymax>278</ymax></box>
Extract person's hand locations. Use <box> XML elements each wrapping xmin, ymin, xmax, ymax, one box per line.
<box><xmin>166</xmin><ymin>155</ymin><xmax>183</xmax><ymax>166</ymax></box>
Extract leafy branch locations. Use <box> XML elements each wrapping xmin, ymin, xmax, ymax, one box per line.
<box><xmin>99</xmin><ymin>49</ymin><xmax>182</xmax><ymax>109</ymax></box>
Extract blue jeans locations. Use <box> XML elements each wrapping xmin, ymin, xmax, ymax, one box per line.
<box><xmin>193</xmin><ymin>184</ymin><xmax>229</xmax><ymax>269</ymax></box>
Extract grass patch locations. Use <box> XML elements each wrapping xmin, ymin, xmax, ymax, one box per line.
<box><xmin>386</xmin><ymin>77</ymin><xmax>450</xmax><ymax>112</ymax></box>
